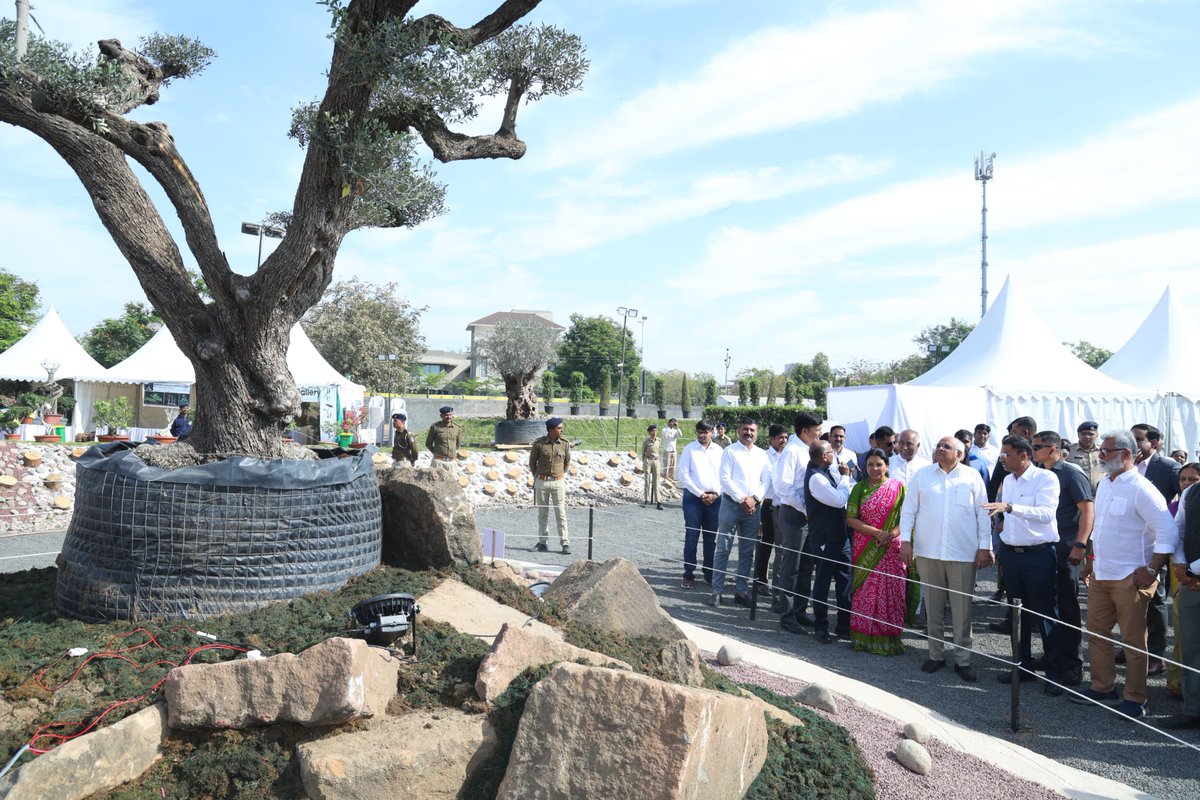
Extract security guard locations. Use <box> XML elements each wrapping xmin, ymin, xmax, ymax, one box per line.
<box><xmin>391</xmin><ymin>413</ymin><xmax>417</xmax><ymax>465</ymax></box>
<box><xmin>425</xmin><ymin>405</ymin><xmax>462</xmax><ymax>474</ymax></box>
<box><xmin>714</xmin><ymin>422</ymin><xmax>732</xmax><ymax>448</ymax></box>
<box><xmin>643</xmin><ymin>424</ymin><xmax>663</xmax><ymax>510</ymax></box>
<box><xmin>530</xmin><ymin>417</ymin><xmax>572</xmax><ymax>554</ymax></box>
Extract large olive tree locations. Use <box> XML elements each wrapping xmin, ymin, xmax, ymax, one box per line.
<box><xmin>477</xmin><ymin>319</ymin><xmax>561</xmax><ymax>419</ymax></box>
<box><xmin>0</xmin><ymin>1</ymin><xmax>586</xmax><ymax>457</ymax></box>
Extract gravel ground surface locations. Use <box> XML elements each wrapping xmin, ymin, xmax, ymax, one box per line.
<box><xmin>708</xmin><ymin>654</ymin><xmax>1065</xmax><ymax>800</ymax></box>
<box><xmin>477</xmin><ymin>499</ymin><xmax>1200</xmax><ymax>800</ymax></box>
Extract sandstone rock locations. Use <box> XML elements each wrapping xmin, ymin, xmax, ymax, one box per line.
<box><xmin>164</xmin><ymin>637</ymin><xmax>399</xmax><ymax>730</ymax></box>
<box><xmin>717</xmin><ymin>643</ymin><xmax>744</xmax><ymax>666</ymax></box>
<box><xmin>504</xmin><ymin>451</ymin><xmax>520</xmax><ymax>463</ymax></box>
<box><xmin>658</xmin><ymin>639</ymin><xmax>705</xmax><ymax>687</ymax></box>
<box><xmin>736</xmin><ymin>688</ymin><xmax>805</xmax><ymax>727</ymax></box>
<box><xmin>379</xmin><ymin>466</ymin><xmax>482</xmax><ymax>568</ymax></box>
<box><xmin>895</xmin><ymin>739</ymin><xmax>932</xmax><ymax>775</ymax></box>
<box><xmin>479</xmin><ymin>561</ymin><xmax>526</xmax><ymax>589</ymax></box>
<box><xmin>542</xmin><ymin>558</ymin><xmax>685</xmax><ymax>641</ymax></box>
<box><xmin>418</xmin><ymin>579</ymin><xmax>561</xmax><ymax>644</ymax></box>
<box><xmin>0</xmin><ymin>703</ymin><xmax>168</xmax><ymax>800</ymax></box>
<box><xmin>497</xmin><ymin>663</ymin><xmax>767</xmax><ymax>800</ymax></box>
<box><xmin>903</xmin><ymin>720</ymin><xmax>931</xmax><ymax>744</ymax></box>
<box><xmin>297</xmin><ymin>709</ymin><xmax>496</xmax><ymax>800</ymax></box>
<box><xmin>797</xmin><ymin>683</ymin><xmax>837</xmax><ymax>714</ymax></box>
<box><xmin>475</xmin><ymin>622</ymin><xmax>631</xmax><ymax>702</ymax></box>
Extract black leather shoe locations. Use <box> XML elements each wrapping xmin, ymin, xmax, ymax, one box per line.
<box><xmin>769</xmin><ymin>600</ymin><xmax>788</xmax><ymax>615</ymax></box>
<box><xmin>920</xmin><ymin>658</ymin><xmax>946</xmax><ymax>673</ymax></box>
<box><xmin>997</xmin><ymin>669</ymin><xmax>1037</xmax><ymax>684</ymax></box>
<box><xmin>733</xmin><ymin>593</ymin><xmax>752</xmax><ymax>608</ymax></box>
<box><xmin>1147</xmin><ymin>659</ymin><xmax>1167</xmax><ymax>677</ymax></box>
<box><xmin>780</xmin><ymin>619</ymin><xmax>807</xmax><ymax>634</ymax></box>
<box><xmin>834</xmin><ymin>626</ymin><xmax>852</xmax><ymax>639</ymax></box>
<box><xmin>1043</xmin><ymin>682</ymin><xmax>1064</xmax><ymax>697</ymax></box>
<box><xmin>1114</xmin><ymin>649</ymin><xmax>1126</xmax><ymax>665</ymax></box>
<box><xmin>791</xmin><ymin>613</ymin><xmax>816</xmax><ymax>627</ymax></box>
<box><xmin>955</xmin><ymin>664</ymin><xmax>978</xmax><ymax>683</ymax></box>
<box><xmin>814</xmin><ymin>631</ymin><xmax>836</xmax><ymax>644</ymax></box>
<box><xmin>1062</xmin><ymin>669</ymin><xmax>1083</xmax><ymax>686</ymax></box>
<box><xmin>534</xmin><ymin>542</ymin><xmax>548</xmax><ymax>552</ymax></box>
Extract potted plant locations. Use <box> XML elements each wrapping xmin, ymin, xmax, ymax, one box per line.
<box><xmin>597</xmin><ymin>366</ymin><xmax>611</xmax><ymax>416</ymax></box>
<box><xmin>350</xmin><ymin>406</ymin><xmax>371</xmax><ymax>448</ymax></box>
<box><xmin>653</xmin><ymin>377</ymin><xmax>666</xmax><ymax>419</ymax></box>
<box><xmin>680</xmin><ymin>374</ymin><xmax>691</xmax><ymax>419</ymax></box>
<box><xmin>337</xmin><ymin>410</ymin><xmax>356</xmax><ymax>448</ymax></box>
<box><xmin>94</xmin><ymin>397</ymin><xmax>134</xmax><ymax>441</ymax></box>
<box><xmin>541</xmin><ymin>370</ymin><xmax>557</xmax><ymax>415</ymax></box>
<box><xmin>624</xmin><ymin>376</ymin><xmax>637</xmax><ymax>418</ymax></box>
<box><xmin>18</xmin><ymin>392</ymin><xmax>44</xmax><ymax>424</ymax></box>
<box><xmin>569</xmin><ymin>372</ymin><xmax>585</xmax><ymax>416</ymax></box>
<box><xmin>0</xmin><ymin>406</ymin><xmax>23</xmax><ymax>440</ymax></box>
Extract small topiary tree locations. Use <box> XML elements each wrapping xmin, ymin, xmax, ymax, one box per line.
<box><xmin>653</xmin><ymin>377</ymin><xmax>666</xmax><ymax>418</ymax></box>
<box><xmin>749</xmin><ymin>379</ymin><xmax>760</xmax><ymax>406</ymax></box>
<box><xmin>569</xmin><ymin>372</ymin><xmax>586</xmax><ymax>408</ymax></box>
<box><xmin>680</xmin><ymin>374</ymin><xmax>692</xmax><ymax>418</ymax></box>
<box><xmin>598</xmin><ymin>366</ymin><xmax>611</xmax><ymax>412</ymax></box>
<box><xmin>737</xmin><ymin>380</ymin><xmax>748</xmax><ymax>407</ymax></box>
<box><xmin>703</xmin><ymin>378</ymin><xmax>718</xmax><ymax>407</ymax></box>
<box><xmin>784</xmin><ymin>379</ymin><xmax>796</xmax><ymax>406</ymax></box>
<box><xmin>624</xmin><ymin>376</ymin><xmax>637</xmax><ymax>414</ymax></box>
<box><xmin>541</xmin><ymin>370</ymin><xmax>557</xmax><ymax>409</ymax></box>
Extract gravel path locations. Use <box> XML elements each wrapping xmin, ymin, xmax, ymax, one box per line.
<box><xmin>477</xmin><ymin>500</ymin><xmax>1200</xmax><ymax>800</ymax></box>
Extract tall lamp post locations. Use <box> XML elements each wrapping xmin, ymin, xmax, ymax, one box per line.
<box><xmin>974</xmin><ymin>151</ymin><xmax>995</xmax><ymax>319</ymax></box>
<box><xmin>724</xmin><ymin>348</ymin><xmax>731</xmax><ymax>393</ymax></box>
<box><xmin>240</xmin><ymin>221</ymin><xmax>286</xmax><ymax>268</ymax></box>
<box><xmin>637</xmin><ymin>315</ymin><xmax>648</xmax><ymax>402</ymax></box>
<box><xmin>615</xmin><ymin>306</ymin><xmax>638</xmax><ymax>450</ymax></box>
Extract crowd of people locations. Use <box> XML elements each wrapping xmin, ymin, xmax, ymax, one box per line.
<box><xmin>670</xmin><ymin>411</ymin><xmax>1200</xmax><ymax>730</ymax></box>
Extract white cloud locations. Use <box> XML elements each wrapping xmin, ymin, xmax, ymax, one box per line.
<box><xmin>542</xmin><ymin>0</ymin><xmax>1099</xmax><ymax>171</ymax></box>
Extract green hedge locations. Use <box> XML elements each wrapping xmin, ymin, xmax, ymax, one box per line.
<box><xmin>702</xmin><ymin>405</ymin><xmax>827</xmax><ymax>446</ymax></box>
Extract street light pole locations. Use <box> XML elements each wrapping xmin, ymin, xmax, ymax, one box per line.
<box><xmin>637</xmin><ymin>315</ymin><xmax>647</xmax><ymax>402</ymax></box>
<box><xmin>615</xmin><ymin>306</ymin><xmax>638</xmax><ymax>450</ymax></box>
<box><xmin>240</xmin><ymin>221</ymin><xmax>286</xmax><ymax>268</ymax></box>
<box><xmin>724</xmin><ymin>348</ymin><xmax>731</xmax><ymax>393</ymax></box>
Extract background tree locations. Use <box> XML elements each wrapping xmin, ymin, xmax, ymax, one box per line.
<box><xmin>540</xmin><ymin>369</ymin><xmax>557</xmax><ymax>404</ymax></box>
<box><xmin>679</xmin><ymin>373</ymin><xmax>691</xmax><ymax>417</ymax></box>
<box><xmin>0</xmin><ymin>268</ymin><xmax>40</xmax><ymax>353</ymax></box>
<box><xmin>656</xmin><ymin>368</ymin><xmax>687</xmax><ymax>405</ymax></box>
<box><xmin>80</xmin><ymin>301</ymin><xmax>162</xmax><ymax>367</ymax></box>
<box><xmin>0</xmin><ymin>4</ymin><xmax>586</xmax><ymax>457</ymax></box>
<box><xmin>737</xmin><ymin>379</ymin><xmax>748</xmax><ymax>407</ymax></box>
<box><xmin>736</xmin><ymin>366</ymin><xmax>778</xmax><ymax>404</ymax></box>
<box><xmin>476</xmin><ymin>319</ymin><xmax>561</xmax><ymax>420</ymax></box>
<box><xmin>569</xmin><ymin>371</ymin><xmax>586</xmax><ymax>406</ymax></box>
<box><xmin>623</xmin><ymin>373</ymin><xmax>637</xmax><ymax>410</ymax></box>
<box><xmin>914</xmin><ymin>318</ymin><xmax>976</xmax><ymax>370</ymax></box>
<box><xmin>748</xmin><ymin>379</ymin><xmax>760</xmax><ymax>406</ymax></box>
<box><xmin>303</xmin><ymin>278</ymin><xmax>426</xmax><ymax>393</ymax></box>
<box><xmin>653</xmin><ymin>376</ymin><xmax>665</xmax><ymax>413</ymax></box>
<box><xmin>703</xmin><ymin>378</ymin><xmax>718</xmax><ymax>407</ymax></box>
<box><xmin>597</xmin><ymin>365</ymin><xmax>611</xmax><ymax>410</ymax></box>
<box><xmin>783</xmin><ymin>379</ymin><xmax>795</xmax><ymax>405</ymax></box>
<box><xmin>1068</xmin><ymin>340</ymin><xmax>1113</xmax><ymax>369</ymax></box>
<box><xmin>556</xmin><ymin>313</ymin><xmax>640</xmax><ymax>396</ymax></box>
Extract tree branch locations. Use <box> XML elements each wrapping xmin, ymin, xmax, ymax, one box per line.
<box><xmin>410</xmin><ymin>0</ymin><xmax>543</xmax><ymax>47</ymax></box>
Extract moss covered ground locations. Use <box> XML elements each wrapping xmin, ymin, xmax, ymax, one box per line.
<box><xmin>0</xmin><ymin>564</ymin><xmax>875</xmax><ymax>798</ymax></box>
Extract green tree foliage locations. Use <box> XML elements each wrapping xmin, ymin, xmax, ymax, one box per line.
<box><xmin>652</xmin><ymin>377</ymin><xmax>666</xmax><ymax>410</ymax></box>
<box><xmin>556</xmin><ymin>314</ymin><xmax>640</xmax><ymax>397</ymax></box>
<box><xmin>80</xmin><ymin>301</ymin><xmax>162</xmax><ymax>368</ymax></box>
<box><xmin>540</xmin><ymin>370</ymin><xmax>557</xmax><ymax>402</ymax></box>
<box><xmin>303</xmin><ymin>278</ymin><xmax>426</xmax><ymax>392</ymax></box>
<box><xmin>597</xmin><ymin>365</ymin><xmax>611</xmax><ymax>408</ymax></box>
<box><xmin>679</xmin><ymin>373</ymin><xmax>691</xmax><ymax>417</ymax></box>
<box><xmin>748</xmin><ymin>379</ymin><xmax>760</xmax><ymax>406</ymax></box>
<box><xmin>624</xmin><ymin>375</ymin><xmax>637</xmax><ymax>409</ymax></box>
<box><xmin>476</xmin><ymin>320</ymin><xmax>561</xmax><ymax>419</ymax></box>
<box><xmin>703</xmin><ymin>378</ymin><xmax>718</xmax><ymax>407</ymax></box>
<box><xmin>0</xmin><ymin>268</ymin><xmax>40</xmax><ymax>353</ymax></box>
<box><xmin>914</xmin><ymin>318</ymin><xmax>975</xmax><ymax>370</ymax></box>
<box><xmin>783</xmin><ymin>380</ymin><xmax>795</xmax><ymax>405</ymax></box>
<box><xmin>737</xmin><ymin>380</ymin><xmax>748</xmax><ymax>406</ymax></box>
<box><xmin>569</xmin><ymin>371</ymin><xmax>586</xmax><ymax>404</ymax></box>
<box><xmin>1068</xmin><ymin>340</ymin><xmax>1114</xmax><ymax>369</ymax></box>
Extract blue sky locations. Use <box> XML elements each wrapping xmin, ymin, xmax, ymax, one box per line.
<box><xmin>3</xmin><ymin>0</ymin><xmax>1199</xmax><ymax>380</ymax></box>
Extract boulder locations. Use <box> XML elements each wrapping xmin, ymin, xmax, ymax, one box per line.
<box><xmin>0</xmin><ymin>703</ymin><xmax>168</xmax><ymax>800</ymax></box>
<box><xmin>657</xmin><ymin>639</ymin><xmax>705</xmax><ymax>687</ymax></box>
<box><xmin>496</xmin><ymin>663</ymin><xmax>767</xmax><ymax>800</ymax></box>
<box><xmin>379</xmin><ymin>466</ymin><xmax>482</xmax><ymax>568</ymax></box>
<box><xmin>735</xmin><ymin>688</ymin><xmax>805</xmax><ymax>727</ymax></box>
<box><xmin>418</xmin><ymin>578</ymin><xmax>561</xmax><ymax>645</ymax></box>
<box><xmin>163</xmin><ymin>637</ymin><xmax>399</xmax><ymax>730</ymax></box>
<box><xmin>797</xmin><ymin>683</ymin><xmax>837</xmax><ymax>714</ymax></box>
<box><xmin>894</xmin><ymin>739</ymin><xmax>932</xmax><ymax>775</ymax></box>
<box><xmin>542</xmin><ymin>558</ymin><xmax>685</xmax><ymax>641</ymax></box>
<box><xmin>717</xmin><ymin>643</ymin><xmax>744</xmax><ymax>666</ymax></box>
<box><xmin>297</xmin><ymin>709</ymin><xmax>496</xmax><ymax>800</ymax></box>
<box><xmin>475</xmin><ymin>622</ymin><xmax>631</xmax><ymax>703</ymax></box>
<box><xmin>903</xmin><ymin>720</ymin><xmax>931</xmax><ymax>744</ymax></box>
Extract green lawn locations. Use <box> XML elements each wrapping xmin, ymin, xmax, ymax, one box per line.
<box><xmin>457</xmin><ymin>416</ymin><xmax>703</xmax><ymax>451</ymax></box>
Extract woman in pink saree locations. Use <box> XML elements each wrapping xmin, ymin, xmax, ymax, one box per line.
<box><xmin>846</xmin><ymin>448</ymin><xmax>916</xmax><ymax>655</ymax></box>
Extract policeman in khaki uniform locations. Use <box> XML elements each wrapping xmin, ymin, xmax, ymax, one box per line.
<box><xmin>425</xmin><ymin>405</ymin><xmax>462</xmax><ymax>474</ymax></box>
<box><xmin>530</xmin><ymin>417</ymin><xmax>572</xmax><ymax>554</ymax></box>
<box><xmin>714</xmin><ymin>423</ymin><xmax>732</xmax><ymax>449</ymax></box>
<box><xmin>1068</xmin><ymin>420</ymin><xmax>1105</xmax><ymax>489</ymax></box>
<box><xmin>643</xmin><ymin>424</ymin><xmax>663</xmax><ymax>510</ymax></box>
<box><xmin>391</xmin><ymin>412</ymin><xmax>417</xmax><ymax>465</ymax></box>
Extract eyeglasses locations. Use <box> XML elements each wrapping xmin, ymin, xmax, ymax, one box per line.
<box><xmin>1032</xmin><ymin>444</ymin><xmax>1054</xmax><ymax>450</ymax></box>
<box><xmin>1098</xmin><ymin>447</ymin><xmax>1128</xmax><ymax>457</ymax></box>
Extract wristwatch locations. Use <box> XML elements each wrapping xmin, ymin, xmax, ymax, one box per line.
<box><xmin>1070</xmin><ymin>541</ymin><xmax>1087</xmax><ymax>550</ymax></box>
<box><xmin>1005</xmin><ymin>502</ymin><xmax>1013</xmax><ymax>514</ymax></box>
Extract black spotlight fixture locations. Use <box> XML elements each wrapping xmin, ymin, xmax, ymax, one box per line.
<box><xmin>349</xmin><ymin>593</ymin><xmax>419</xmax><ymax>652</ymax></box>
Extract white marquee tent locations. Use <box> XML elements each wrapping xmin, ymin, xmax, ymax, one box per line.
<box><xmin>828</xmin><ymin>277</ymin><xmax>1165</xmax><ymax>456</ymax></box>
<box><xmin>75</xmin><ymin>324</ymin><xmax>365</xmax><ymax>440</ymax></box>
<box><xmin>0</xmin><ymin>306</ymin><xmax>104</xmax><ymax>382</ymax></box>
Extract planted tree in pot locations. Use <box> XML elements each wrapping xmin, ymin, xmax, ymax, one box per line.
<box><xmin>680</xmin><ymin>374</ymin><xmax>692</xmax><ymax>419</ymax></box>
<box><xmin>93</xmin><ymin>397</ymin><xmax>134</xmax><ymax>441</ymax></box>
<box><xmin>541</xmin><ymin>370</ymin><xmax>557</xmax><ymax>415</ymax></box>
<box><xmin>569</xmin><ymin>373</ymin><xmax>585</xmax><ymax>416</ymax></box>
<box><xmin>597</xmin><ymin>366</ymin><xmax>611</xmax><ymax>417</ymax></box>
<box><xmin>625</xmin><ymin>375</ymin><xmax>638</xmax><ymax>418</ymax></box>
<box><xmin>477</xmin><ymin>320</ymin><xmax>562</xmax><ymax>444</ymax></box>
<box><xmin>654</xmin><ymin>377</ymin><xmax>666</xmax><ymax>419</ymax></box>
<box><xmin>0</xmin><ymin>406</ymin><xmax>24</xmax><ymax>440</ymax></box>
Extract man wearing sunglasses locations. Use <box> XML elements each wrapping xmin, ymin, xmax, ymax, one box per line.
<box><xmin>1069</xmin><ymin>430</ymin><xmax>1177</xmax><ymax>719</ymax></box>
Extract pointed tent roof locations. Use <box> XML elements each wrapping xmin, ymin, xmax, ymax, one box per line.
<box><xmin>80</xmin><ymin>324</ymin><xmax>364</xmax><ymax>395</ymax></box>
<box><xmin>0</xmin><ymin>306</ymin><xmax>106</xmax><ymax>381</ymax></box>
<box><xmin>907</xmin><ymin>277</ymin><xmax>1142</xmax><ymax>393</ymax></box>
<box><xmin>1100</xmin><ymin>286</ymin><xmax>1200</xmax><ymax>398</ymax></box>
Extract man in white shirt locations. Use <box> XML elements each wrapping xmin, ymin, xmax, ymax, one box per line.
<box><xmin>828</xmin><ymin>425</ymin><xmax>858</xmax><ymax>481</ymax></box>
<box><xmin>970</xmin><ymin>423</ymin><xmax>1000</xmax><ymax>473</ymax></box>
<box><xmin>708</xmin><ymin>419</ymin><xmax>772</xmax><ymax>607</ymax></box>
<box><xmin>677</xmin><ymin>421</ymin><xmax>725</xmax><ymax>589</ymax></box>
<box><xmin>759</xmin><ymin>423</ymin><xmax>790</xmax><ymax>596</ymax></box>
<box><xmin>662</xmin><ymin>418</ymin><xmax>683</xmax><ymax>484</ymax></box>
<box><xmin>774</xmin><ymin>411</ymin><xmax>824</xmax><ymax>630</ymax></box>
<box><xmin>1163</xmin><ymin>481</ymin><xmax>1200</xmax><ymax>729</ymax></box>
<box><xmin>900</xmin><ymin>436</ymin><xmax>992</xmax><ymax>682</ymax></box>
<box><xmin>982</xmin><ymin>435</ymin><xmax>1063</xmax><ymax>694</ymax></box>
<box><xmin>804</xmin><ymin>439</ymin><xmax>855</xmax><ymax>643</ymax></box>
<box><xmin>1069</xmin><ymin>430</ymin><xmax>1177</xmax><ymax>719</ymax></box>
<box><xmin>889</xmin><ymin>429</ymin><xmax>931</xmax><ymax>486</ymax></box>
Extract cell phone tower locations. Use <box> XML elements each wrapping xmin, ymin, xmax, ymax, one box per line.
<box><xmin>974</xmin><ymin>151</ymin><xmax>995</xmax><ymax>318</ymax></box>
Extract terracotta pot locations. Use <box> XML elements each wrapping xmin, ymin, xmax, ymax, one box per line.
<box><xmin>41</xmin><ymin>414</ymin><xmax>64</xmax><ymax>425</ymax></box>
<box><xmin>97</xmin><ymin>434</ymin><xmax>130</xmax><ymax>442</ymax></box>
<box><xmin>22</xmin><ymin>417</ymin><xmax>34</xmax><ymax>424</ymax></box>
<box><xmin>4</xmin><ymin>433</ymin><xmax>19</xmax><ymax>441</ymax></box>
<box><xmin>350</xmin><ymin>442</ymin><xmax>368</xmax><ymax>449</ymax></box>
<box><xmin>34</xmin><ymin>434</ymin><xmax>62</xmax><ymax>443</ymax></box>
<box><xmin>147</xmin><ymin>435</ymin><xmax>177</xmax><ymax>444</ymax></box>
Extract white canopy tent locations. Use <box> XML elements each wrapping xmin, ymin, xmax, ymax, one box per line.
<box><xmin>75</xmin><ymin>324</ymin><xmax>365</xmax><ymax>440</ymax></box>
<box><xmin>829</xmin><ymin>277</ymin><xmax>1164</xmax><ymax>456</ymax></box>
<box><xmin>0</xmin><ymin>306</ymin><xmax>104</xmax><ymax>381</ymax></box>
